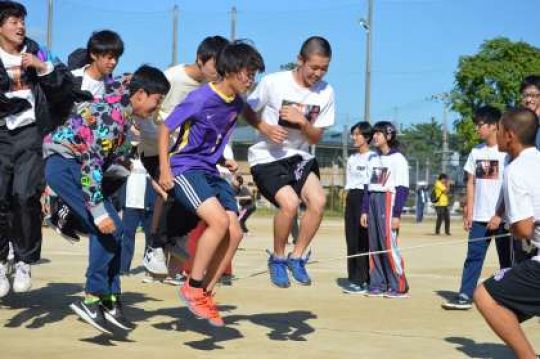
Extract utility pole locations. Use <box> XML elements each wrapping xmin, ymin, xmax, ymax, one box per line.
<box><xmin>441</xmin><ymin>105</ymin><xmax>449</xmax><ymax>174</ymax></box>
<box><xmin>230</xmin><ymin>6</ymin><xmax>237</xmax><ymax>42</ymax></box>
<box><xmin>46</xmin><ymin>0</ymin><xmax>53</xmax><ymax>49</ymax></box>
<box><xmin>360</xmin><ymin>0</ymin><xmax>373</xmax><ymax>123</ymax></box>
<box><xmin>426</xmin><ymin>158</ymin><xmax>430</xmax><ymax>184</ymax></box>
<box><xmin>171</xmin><ymin>4</ymin><xmax>179</xmax><ymax>67</ymax></box>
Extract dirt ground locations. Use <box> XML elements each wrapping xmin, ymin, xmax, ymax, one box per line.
<box><xmin>0</xmin><ymin>214</ymin><xmax>538</xmax><ymax>358</ymax></box>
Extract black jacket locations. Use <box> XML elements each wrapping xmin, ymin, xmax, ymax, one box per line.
<box><xmin>0</xmin><ymin>37</ymin><xmax>75</xmax><ymax>136</ymax></box>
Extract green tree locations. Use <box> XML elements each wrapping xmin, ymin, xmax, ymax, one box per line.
<box><xmin>450</xmin><ymin>37</ymin><xmax>540</xmax><ymax>154</ymax></box>
<box><xmin>280</xmin><ymin>62</ymin><xmax>296</xmax><ymax>71</ymax></box>
<box><xmin>400</xmin><ymin>119</ymin><xmax>459</xmax><ymax>180</ymax></box>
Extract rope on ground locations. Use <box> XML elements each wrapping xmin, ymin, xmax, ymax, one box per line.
<box><xmin>231</xmin><ymin>232</ymin><xmax>514</xmax><ymax>282</ymax></box>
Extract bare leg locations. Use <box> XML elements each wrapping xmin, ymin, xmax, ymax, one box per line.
<box><xmin>273</xmin><ymin>186</ymin><xmax>301</xmax><ymax>256</ymax></box>
<box><xmin>474</xmin><ymin>284</ymin><xmax>536</xmax><ymax>359</ymax></box>
<box><xmin>190</xmin><ymin>198</ymin><xmax>229</xmax><ymax>282</ymax></box>
<box><xmin>291</xmin><ymin>173</ymin><xmax>326</xmax><ymax>258</ymax></box>
<box><xmin>203</xmin><ymin>212</ymin><xmax>243</xmax><ymax>292</ymax></box>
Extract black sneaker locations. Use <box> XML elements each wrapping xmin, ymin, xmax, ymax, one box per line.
<box><xmin>46</xmin><ymin>205</ymin><xmax>81</xmax><ymax>243</ymax></box>
<box><xmin>441</xmin><ymin>294</ymin><xmax>473</xmax><ymax>310</ymax></box>
<box><xmin>69</xmin><ymin>299</ymin><xmax>111</xmax><ymax>334</ymax></box>
<box><xmin>219</xmin><ymin>274</ymin><xmax>233</xmax><ymax>286</ymax></box>
<box><xmin>102</xmin><ymin>299</ymin><xmax>135</xmax><ymax>331</ymax></box>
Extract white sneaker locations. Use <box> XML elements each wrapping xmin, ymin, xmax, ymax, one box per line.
<box><xmin>12</xmin><ymin>261</ymin><xmax>31</xmax><ymax>293</ymax></box>
<box><xmin>142</xmin><ymin>248</ymin><xmax>168</xmax><ymax>275</ymax></box>
<box><xmin>0</xmin><ymin>262</ymin><xmax>10</xmax><ymax>297</ymax></box>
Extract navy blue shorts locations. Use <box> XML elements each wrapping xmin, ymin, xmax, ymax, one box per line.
<box><xmin>172</xmin><ymin>170</ymin><xmax>238</xmax><ymax>214</ymax></box>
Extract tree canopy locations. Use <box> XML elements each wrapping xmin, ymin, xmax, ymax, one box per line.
<box><xmin>450</xmin><ymin>37</ymin><xmax>540</xmax><ymax>154</ymax></box>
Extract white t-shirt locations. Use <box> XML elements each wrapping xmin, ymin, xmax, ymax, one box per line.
<box><xmin>140</xmin><ymin>64</ymin><xmax>201</xmax><ymax>157</ymax></box>
<box><xmin>464</xmin><ymin>143</ymin><xmax>508</xmax><ymax>222</ymax></box>
<box><xmin>246</xmin><ymin>70</ymin><xmax>335</xmax><ymax>166</ymax></box>
<box><xmin>345</xmin><ymin>150</ymin><xmax>376</xmax><ymax>190</ymax></box>
<box><xmin>502</xmin><ymin>147</ymin><xmax>540</xmax><ymax>262</ymax></box>
<box><xmin>366</xmin><ymin>151</ymin><xmax>409</xmax><ymax>193</ymax></box>
<box><xmin>71</xmin><ymin>66</ymin><xmax>105</xmax><ymax>98</ymax></box>
<box><xmin>0</xmin><ymin>45</ymin><xmax>37</xmax><ymax>129</ymax></box>
<box><xmin>158</xmin><ymin>64</ymin><xmax>201</xmax><ymax>121</ymax></box>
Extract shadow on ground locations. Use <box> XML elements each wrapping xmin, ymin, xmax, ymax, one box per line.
<box><xmin>445</xmin><ymin>337</ymin><xmax>513</xmax><ymax>358</ymax></box>
<box><xmin>1</xmin><ymin>282</ymin><xmax>317</xmax><ymax>349</ymax></box>
<box><xmin>154</xmin><ymin>309</ymin><xmax>317</xmax><ymax>350</ymax></box>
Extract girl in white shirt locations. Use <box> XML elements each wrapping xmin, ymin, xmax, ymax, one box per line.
<box><xmin>343</xmin><ymin>122</ymin><xmax>375</xmax><ymax>294</ymax></box>
<box><xmin>361</xmin><ymin>121</ymin><xmax>410</xmax><ymax>298</ymax></box>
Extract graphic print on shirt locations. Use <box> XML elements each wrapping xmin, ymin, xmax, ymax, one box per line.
<box><xmin>5</xmin><ymin>58</ymin><xmax>29</xmax><ymax>92</ymax></box>
<box><xmin>475</xmin><ymin>160</ymin><xmax>499</xmax><ymax>180</ymax></box>
<box><xmin>278</xmin><ymin>99</ymin><xmax>320</xmax><ymax>129</ymax></box>
<box><xmin>370</xmin><ymin>167</ymin><xmax>390</xmax><ymax>186</ymax></box>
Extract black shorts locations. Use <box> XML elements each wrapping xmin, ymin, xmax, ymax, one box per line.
<box><xmin>250</xmin><ymin>155</ymin><xmax>320</xmax><ymax>207</ymax></box>
<box><xmin>483</xmin><ymin>259</ymin><xmax>540</xmax><ymax>322</ymax></box>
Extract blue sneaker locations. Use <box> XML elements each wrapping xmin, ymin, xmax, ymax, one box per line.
<box><xmin>267</xmin><ymin>252</ymin><xmax>290</xmax><ymax>288</ymax></box>
<box><xmin>287</xmin><ymin>252</ymin><xmax>312</xmax><ymax>285</ymax></box>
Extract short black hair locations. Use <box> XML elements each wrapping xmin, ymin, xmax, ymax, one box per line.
<box><xmin>87</xmin><ymin>30</ymin><xmax>124</xmax><ymax>62</ymax></box>
<box><xmin>350</xmin><ymin>121</ymin><xmax>373</xmax><ymax>142</ymax></box>
<box><xmin>196</xmin><ymin>36</ymin><xmax>230</xmax><ymax>65</ymax></box>
<box><xmin>129</xmin><ymin>65</ymin><xmax>170</xmax><ymax>96</ymax></box>
<box><xmin>0</xmin><ymin>1</ymin><xmax>26</xmax><ymax>25</ymax></box>
<box><xmin>500</xmin><ymin>108</ymin><xmax>539</xmax><ymax>146</ymax></box>
<box><xmin>373</xmin><ymin>121</ymin><xmax>399</xmax><ymax>148</ymax></box>
<box><xmin>519</xmin><ymin>75</ymin><xmax>540</xmax><ymax>94</ymax></box>
<box><xmin>216</xmin><ymin>40</ymin><xmax>265</xmax><ymax>78</ymax></box>
<box><xmin>473</xmin><ymin>105</ymin><xmax>501</xmax><ymax>125</ymax></box>
<box><xmin>300</xmin><ymin>36</ymin><xmax>332</xmax><ymax>60</ymax></box>
<box><xmin>438</xmin><ymin>173</ymin><xmax>448</xmax><ymax>180</ymax></box>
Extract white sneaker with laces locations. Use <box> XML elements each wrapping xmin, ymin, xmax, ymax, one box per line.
<box><xmin>13</xmin><ymin>261</ymin><xmax>31</xmax><ymax>293</ymax></box>
<box><xmin>142</xmin><ymin>248</ymin><xmax>168</xmax><ymax>275</ymax></box>
<box><xmin>0</xmin><ymin>262</ymin><xmax>10</xmax><ymax>297</ymax></box>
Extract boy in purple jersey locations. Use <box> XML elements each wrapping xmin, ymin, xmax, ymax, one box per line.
<box><xmin>158</xmin><ymin>41</ymin><xmax>264</xmax><ymax>327</ymax></box>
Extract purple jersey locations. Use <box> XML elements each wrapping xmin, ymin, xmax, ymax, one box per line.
<box><xmin>164</xmin><ymin>83</ymin><xmax>244</xmax><ymax>175</ymax></box>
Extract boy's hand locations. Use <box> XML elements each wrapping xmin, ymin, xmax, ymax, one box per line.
<box><xmin>224</xmin><ymin>159</ymin><xmax>239</xmax><ymax>173</ymax></box>
<box><xmin>260</xmin><ymin>121</ymin><xmax>287</xmax><ymax>144</ymax></box>
<box><xmin>159</xmin><ymin>169</ymin><xmax>174</xmax><ymax>191</ymax></box>
<box><xmin>486</xmin><ymin>215</ymin><xmax>502</xmax><ymax>231</ymax></box>
<box><xmin>21</xmin><ymin>53</ymin><xmax>47</xmax><ymax>73</ymax></box>
<box><xmin>360</xmin><ymin>214</ymin><xmax>368</xmax><ymax>228</ymax></box>
<box><xmin>150</xmin><ymin>178</ymin><xmax>168</xmax><ymax>200</ymax></box>
<box><xmin>391</xmin><ymin>217</ymin><xmax>400</xmax><ymax>231</ymax></box>
<box><xmin>279</xmin><ymin>105</ymin><xmax>306</xmax><ymax>127</ymax></box>
<box><xmin>97</xmin><ymin>217</ymin><xmax>116</xmax><ymax>234</ymax></box>
<box><xmin>463</xmin><ymin>212</ymin><xmax>472</xmax><ymax>231</ymax></box>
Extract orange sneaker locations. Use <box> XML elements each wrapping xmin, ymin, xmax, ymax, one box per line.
<box><xmin>204</xmin><ymin>292</ymin><xmax>224</xmax><ymax>327</ymax></box>
<box><xmin>179</xmin><ymin>281</ymin><xmax>209</xmax><ymax>320</ymax></box>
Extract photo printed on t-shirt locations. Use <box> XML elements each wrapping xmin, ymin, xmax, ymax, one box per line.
<box><xmin>278</xmin><ymin>99</ymin><xmax>320</xmax><ymax>129</ymax></box>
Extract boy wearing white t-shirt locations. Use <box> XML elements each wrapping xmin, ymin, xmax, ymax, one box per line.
<box><xmin>244</xmin><ymin>36</ymin><xmax>335</xmax><ymax>288</ymax></box>
<box><xmin>443</xmin><ymin>106</ymin><xmax>512</xmax><ymax>310</ymax></box>
<box><xmin>474</xmin><ymin>108</ymin><xmax>540</xmax><ymax>359</ymax></box>
<box><xmin>360</xmin><ymin>121</ymin><xmax>409</xmax><ymax>298</ymax></box>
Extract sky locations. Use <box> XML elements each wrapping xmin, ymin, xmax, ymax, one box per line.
<box><xmin>24</xmin><ymin>0</ymin><xmax>540</xmax><ymax>131</ymax></box>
